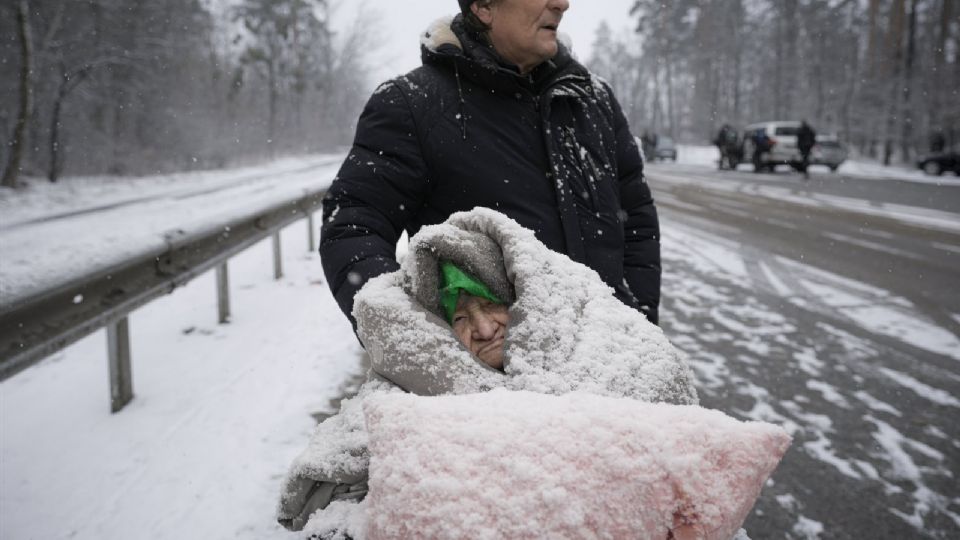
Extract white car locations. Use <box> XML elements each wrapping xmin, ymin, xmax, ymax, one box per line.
<box><xmin>810</xmin><ymin>135</ymin><xmax>848</xmax><ymax>172</ymax></box>
<box><xmin>741</xmin><ymin>121</ymin><xmax>806</xmax><ymax>172</ymax></box>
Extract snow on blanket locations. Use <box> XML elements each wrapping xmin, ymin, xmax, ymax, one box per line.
<box><xmin>286</xmin><ymin>208</ymin><xmax>701</xmax><ymax>535</ymax></box>
<box><xmin>356</xmin><ymin>207</ymin><xmax>699</xmax><ymax>404</ymax></box>
<box><xmin>363</xmin><ymin>390</ymin><xmax>790</xmax><ymax>540</ymax></box>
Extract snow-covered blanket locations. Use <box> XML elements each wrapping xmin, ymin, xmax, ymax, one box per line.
<box><xmin>364</xmin><ymin>390</ymin><xmax>790</xmax><ymax>540</ymax></box>
<box><xmin>359</xmin><ymin>207</ymin><xmax>700</xmax><ymax>402</ymax></box>
<box><xmin>278</xmin><ymin>208</ymin><xmax>700</xmax><ymax>534</ymax></box>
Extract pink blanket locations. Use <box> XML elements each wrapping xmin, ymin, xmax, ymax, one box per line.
<box><xmin>364</xmin><ymin>390</ymin><xmax>790</xmax><ymax>539</ymax></box>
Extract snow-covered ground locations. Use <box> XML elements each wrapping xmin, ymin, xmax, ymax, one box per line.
<box><xmin>1</xmin><ymin>156</ymin><xmax>355</xmax><ymax>539</ymax></box>
<box><xmin>0</xmin><ymin>154</ymin><xmax>343</xmax><ymax>308</ymax></box>
<box><xmin>1</xmin><ymin>220</ymin><xmax>364</xmax><ymax>539</ymax></box>
<box><xmin>676</xmin><ymin>144</ymin><xmax>960</xmax><ymax>187</ymax></box>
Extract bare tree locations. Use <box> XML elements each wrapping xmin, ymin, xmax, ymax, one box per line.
<box><xmin>582</xmin><ymin>0</ymin><xmax>957</xmax><ymax>165</ymax></box>
<box><xmin>899</xmin><ymin>0</ymin><xmax>919</xmax><ymax>163</ymax></box>
<box><xmin>46</xmin><ymin>55</ymin><xmax>143</xmax><ymax>181</ymax></box>
<box><xmin>2</xmin><ymin>1</ymin><xmax>33</xmax><ymax>188</ymax></box>
<box><xmin>0</xmin><ymin>1</ymin><xmax>408</xmax><ymax>181</ymax></box>
<box><xmin>233</xmin><ymin>0</ymin><xmax>332</xmax><ymax>156</ymax></box>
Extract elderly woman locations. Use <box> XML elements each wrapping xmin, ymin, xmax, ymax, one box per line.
<box><xmin>320</xmin><ymin>0</ymin><xmax>663</xmax><ymax>339</ymax></box>
<box><xmin>441</xmin><ymin>261</ymin><xmax>511</xmax><ymax>370</ymax></box>
<box><xmin>277</xmin><ymin>209</ymin><xmax>697</xmax><ymax>536</ymax></box>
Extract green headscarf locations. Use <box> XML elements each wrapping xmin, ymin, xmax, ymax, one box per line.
<box><xmin>439</xmin><ymin>261</ymin><xmax>504</xmax><ymax>323</ymax></box>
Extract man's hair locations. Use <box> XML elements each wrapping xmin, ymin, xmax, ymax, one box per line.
<box><xmin>462</xmin><ymin>0</ymin><xmax>497</xmax><ymax>34</ymax></box>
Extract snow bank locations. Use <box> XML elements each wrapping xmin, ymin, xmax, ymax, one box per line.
<box><xmin>0</xmin><ymin>154</ymin><xmax>343</xmax><ymax>308</ymax></box>
<box><xmin>364</xmin><ymin>390</ymin><xmax>791</xmax><ymax>540</ymax></box>
<box><xmin>0</xmin><ymin>223</ymin><xmax>363</xmax><ymax>539</ymax></box>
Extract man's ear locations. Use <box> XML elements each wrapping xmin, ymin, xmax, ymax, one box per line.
<box><xmin>471</xmin><ymin>1</ymin><xmax>495</xmax><ymax>25</ymax></box>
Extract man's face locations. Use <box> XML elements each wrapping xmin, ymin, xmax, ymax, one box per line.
<box><xmin>473</xmin><ymin>0</ymin><xmax>570</xmax><ymax>74</ymax></box>
<box><xmin>452</xmin><ymin>293</ymin><xmax>511</xmax><ymax>370</ymax></box>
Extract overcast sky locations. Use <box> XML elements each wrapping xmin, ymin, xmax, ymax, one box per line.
<box><xmin>338</xmin><ymin>0</ymin><xmax>637</xmax><ymax>84</ymax></box>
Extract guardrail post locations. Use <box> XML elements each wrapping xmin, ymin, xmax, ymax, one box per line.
<box><xmin>307</xmin><ymin>212</ymin><xmax>316</xmax><ymax>252</ymax></box>
<box><xmin>216</xmin><ymin>262</ymin><xmax>230</xmax><ymax>323</ymax></box>
<box><xmin>272</xmin><ymin>231</ymin><xmax>283</xmax><ymax>280</ymax></box>
<box><xmin>107</xmin><ymin>317</ymin><xmax>134</xmax><ymax>413</ymax></box>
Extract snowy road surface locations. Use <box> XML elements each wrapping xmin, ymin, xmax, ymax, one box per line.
<box><xmin>2</xmin><ymin>148</ymin><xmax>959</xmax><ymax>539</ymax></box>
<box><xmin>648</xmin><ymin>154</ymin><xmax>960</xmax><ymax>539</ymax></box>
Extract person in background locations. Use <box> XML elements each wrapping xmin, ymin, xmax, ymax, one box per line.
<box><xmin>929</xmin><ymin>129</ymin><xmax>946</xmax><ymax>154</ymax></box>
<box><xmin>751</xmin><ymin>128</ymin><xmax>771</xmax><ymax>173</ymax></box>
<box><xmin>797</xmin><ymin>120</ymin><xmax>817</xmax><ymax>180</ymax></box>
<box><xmin>641</xmin><ymin>130</ymin><xmax>658</xmax><ymax>162</ymax></box>
<box><xmin>319</xmin><ymin>0</ymin><xmax>663</xmax><ymax>332</ymax></box>
<box><xmin>714</xmin><ymin>123</ymin><xmax>739</xmax><ymax>170</ymax></box>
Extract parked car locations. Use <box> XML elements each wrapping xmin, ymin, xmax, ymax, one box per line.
<box><xmin>741</xmin><ymin>121</ymin><xmax>806</xmax><ymax>172</ymax></box>
<box><xmin>653</xmin><ymin>136</ymin><xmax>678</xmax><ymax>161</ymax></box>
<box><xmin>810</xmin><ymin>135</ymin><xmax>847</xmax><ymax>172</ymax></box>
<box><xmin>917</xmin><ymin>152</ymin><xmax>960</xmax><ymax>176</ymax></box>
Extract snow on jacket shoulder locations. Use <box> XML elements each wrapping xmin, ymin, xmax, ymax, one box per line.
<box><xmin>320</xmin><ymin>14</ymin><xmax>661</xmax><ymax>332</ymax></box>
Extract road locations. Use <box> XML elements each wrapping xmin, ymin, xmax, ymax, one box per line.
<box><xmin>647</xmin><ymin>163</ymin><xmax>960</xmax><ymax>539</ymax></box>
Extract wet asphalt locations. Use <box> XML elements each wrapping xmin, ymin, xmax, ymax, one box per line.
<box><xmin>649</xmin><ymin>162</ymin><xmax>960</xmax><ymax>539</ymax></box>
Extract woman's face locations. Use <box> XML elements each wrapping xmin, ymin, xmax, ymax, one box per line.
<box><xmin>473</xmin><ymin>0</ymin><xmax>570</xmax><ymax>74</ymax></box>
<box><xmin>452</xmin><ymin>293</ymin><xmax>511</xmax><ymax>370</ymax></box>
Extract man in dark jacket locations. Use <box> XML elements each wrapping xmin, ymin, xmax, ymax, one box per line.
<box><xmin>320</xmin><ymin>0</ymin><xmax>662</xmax><ymax>329</ymax></box>
<box><xmin>797</xmin><ymin>120</ymin><xmax>817</xmax><ymax>179</ymax></box>
<box><xmin>714</xmin><ymin>124</ymin><xmax>739</xmax><ymax>170</ymax></box>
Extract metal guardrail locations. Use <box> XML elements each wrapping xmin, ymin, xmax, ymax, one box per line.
<box><xmin>0</xmin><ymin>187</ymin><xmax>327</xmax><ymax>411</ymax></box>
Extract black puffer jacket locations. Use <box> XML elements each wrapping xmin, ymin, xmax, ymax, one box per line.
<box><xmin>320</xmin><ymin>15</ymin><xmax>661</xmax><ymax>326</ymax></box>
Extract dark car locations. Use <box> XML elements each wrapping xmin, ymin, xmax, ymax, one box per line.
<box><xmin>917</xmin><ymin>152</ymin><xmax>960</xmax><ymax>176</ymax></box>
<box><xmin>654</xmin><ymin>136</ymin><xmax>678</xmax><ymax>161</ymax></box>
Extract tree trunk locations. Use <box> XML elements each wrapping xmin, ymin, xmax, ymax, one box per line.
<box><xmin>866</xmin><ymin>0</ymin><xmax>882</xmax><ymax>78</ymax></box>
<box><xmin>49</xmin><ymin>85</ymin><xmax>65</xmax><ymax>182</ymax></box>
<box><xmin>899</xmin><ymin>0</ymin><xmax>918</xmax><ymax>163</ymax></box>
<box><xmin>782</xmin><ymin>0</ymin><xmax>799</xmax><ymax>119</ymax></box>
<box><xmin>928</xmin><ymin>0</ymin><xmax>952</xmax><ymax>134</ymax></box>
<box><xmin>841</xmin><ymin>9</ymin><xmax>859</xmax><ymax>150</ymax></box>
<box><xmin>732</xmin><ymin>11</ymin><xmax>742</xmax><ymax>123</ymax></box>
<box><xmin>48</xmin><ymin>63</ymin><xmax>96</xmax><ymax>182</ymax></box>
<box><xmin>91</xmin><ymin>0</ymin><xmax>106</xmax><ymax>133</ymax></box>
<box><xmin>864</xmin><ymin>0</ymin><xmax>883</xmax><ymax>156</ymax></box>
<box><xmin>2</xmin><ymin>1</ymin><xmax>34</xmax><ymax>188</ymax></box>
<box><xmin>666</xmin><ymin>54</ymin><xmax>676</xmax><ymax>138</ymax></box>
<box><xmin>267</xmin><ymin>60</ymin><xmax>278</xmax><ymax>157</ymax></box>
<box><xmin>774</xmin><ymin>13</ymin><xmax>784</xmax><ymax>119</ymax></box>
<box><xmin>882</xmin><ymin>0</ymin><xmax>906</xmax><ymax>166</ymax></box>
<box><xmin>651</xmin><ymin>55</ymin><xmax>662</xmax><ymax>133</ymax></box>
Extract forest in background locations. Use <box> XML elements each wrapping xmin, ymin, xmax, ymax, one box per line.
<box><xmin>0</xmin><ymin>0</ymin><xmax>378</xmax><ymax>187</ymax></box>
<box><xmin>3</xmin><ymin>0</ymin><xmax>959</xmax><ymax>187</ymax></box>
<box><xmin>588</xmin><ymin>0</ymin><xmax>959</xmax><ymax>164</ymax></box>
